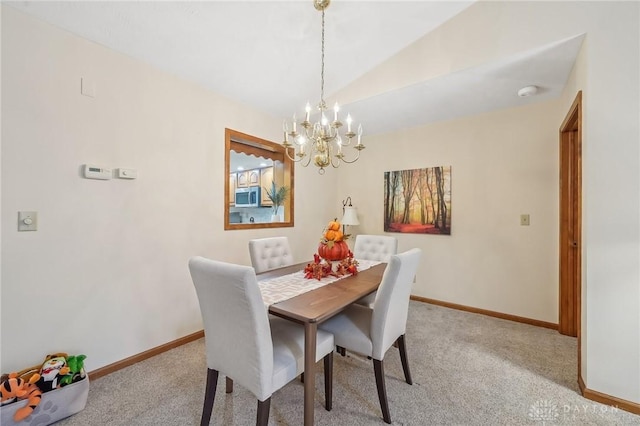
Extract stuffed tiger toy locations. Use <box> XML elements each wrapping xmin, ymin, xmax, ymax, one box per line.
<box><xmin>0</xmin><ymin>372</ymin><xmax>43</xmax><ymax>421</ymax></box>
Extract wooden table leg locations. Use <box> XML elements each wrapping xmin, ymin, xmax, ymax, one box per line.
<box><xmin>304</xmin><ymin>322</ymin><xmax>317</xmax><ymax>426</ymax></box>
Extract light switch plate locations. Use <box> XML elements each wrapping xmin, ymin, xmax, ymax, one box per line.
<box><xmin>81</xmin><ymin>77</ymin><xmax>96</xmax><ymax>98</ymax></box>
<box><xmin>520</xmin><ymin>214</ymin><xmax>530</xmax><ymax>226</ymax></box>
<box><xmin>18</xmin><ymin>211</ymin><xmax>38</xmax><ymax>231</ymax></box>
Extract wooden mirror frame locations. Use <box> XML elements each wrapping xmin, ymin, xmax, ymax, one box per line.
<box><xmin>224</xmin><ymin>128</ymin><xmax>294</xmax><ymax>230</ymax></box>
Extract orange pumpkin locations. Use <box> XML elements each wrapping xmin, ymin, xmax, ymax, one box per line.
<box><xmin>327</xmin><ymin>220</ymin><xmax>341</xmax><ymax>231</ymax></box>
<box><xmin>324</xmin><ymin>229</ymin><xmax>343</xmax><ymax>241</ymax></box>
<box><xmin>318</xmin><ymin>241</ymin><xmax>349</xmax><ymax>261</ymax></box>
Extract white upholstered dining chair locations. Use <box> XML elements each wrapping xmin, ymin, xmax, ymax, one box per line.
<box><xmin>189</xmin><ymin>256</ymin><xmax>334</xmax><ymax>426</ymax></box>
<box><xmin>318</xmin><ymin>248</ymin><xmax>421</xmax><ymax>424</ymax></box>
<box><xmin>248</xmin><ymin>236</ymin><xmax>294</xmax><ymax>273</ymax></box>
<box><xmin>353</xmin><ymin>234</ymin><xmax>398</xmax><ymax>307</ymax></box>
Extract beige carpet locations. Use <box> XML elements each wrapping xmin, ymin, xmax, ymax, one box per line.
<box><xmin>56</xmin><ymin>302</ymin><xmax>639</xmax><ymax>425</ymax></box>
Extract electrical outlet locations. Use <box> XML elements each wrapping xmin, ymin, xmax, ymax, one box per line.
<box><xmin>520</xmin><ymin>214</ymin><xmax>530</xmax><ymax>226</ymax></box>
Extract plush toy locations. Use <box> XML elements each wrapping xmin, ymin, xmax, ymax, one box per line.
<box><xmin>59</xmin><ymin>354</ymin><xmax>87</xmax><ymax>386</ymax></box>
<box><xmin>0</xmin><ymin>372</ymin><xmax>43</xmax><ymax>421</ymax></box>
<box><xmin>3</xmin><ymin>353</ymin><xmax>69</xmax><ymax>384</ymax></box>
<box><xmin>0</xmin><ymin>367</ymin><xmax>38</xmax><ymax>389</ymax></box>
<box><xmin>0</xmin><ymin>374</ymin><xmax>18</xmax><ymax>406</ymax></box>
<box><xmin>36</xmin><ymin>355</ymin><xmax>70</xmax><ymax>393</ymax></box>
<box><xmin>0</xmin><ymin>355</ymin><xmax>54</xmax><ymax>386</ymax></box>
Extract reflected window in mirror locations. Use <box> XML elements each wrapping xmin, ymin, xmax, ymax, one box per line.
<box><xmin>225</xmin><ymin>128</ymin><xmax>294</xmax><ymax>230</ymax></box>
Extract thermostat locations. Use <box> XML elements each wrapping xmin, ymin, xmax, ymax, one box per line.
<box><xmin>83</xmin><ymin>164</ymin><xmax>112</xmax><ymax>180</ymax></box>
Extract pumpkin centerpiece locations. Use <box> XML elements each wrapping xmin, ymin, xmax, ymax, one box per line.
<box><xmin>304</xmin><ymin>218</ymin><xmax>359</xmax><ymax>280</ymax></box>
<box><xmin>318</xmin><ymin>219</ymin><xmax>349</xmax><ymax>261</ymax></box>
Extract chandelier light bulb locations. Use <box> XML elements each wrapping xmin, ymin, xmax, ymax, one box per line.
<box><xmin>305</xmin><ymin>102</ymin><xmax>311</xmax><ymax>121</ymax></box>
<box><xmin>298</xmin><ymin>134</ymin><xmax>307</xmax><ymax>155</ymax></box>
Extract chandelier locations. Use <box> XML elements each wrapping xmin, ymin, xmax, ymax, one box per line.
<box><xmin>282</xmin><ymin>0</ymin><xmax>364</xmax><ymax>174</ymax></box>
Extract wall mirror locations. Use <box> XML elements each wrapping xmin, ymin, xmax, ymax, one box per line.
<box><xmin>225</xmin><ymin>128</ymin><xmax>294</xmax><ymax>230</ymax></box>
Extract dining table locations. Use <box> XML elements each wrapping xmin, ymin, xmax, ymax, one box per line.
<box><xmin>257</xmin><ymin>260</ymin><xmax>388</xmax><ymax>426</ymax></box>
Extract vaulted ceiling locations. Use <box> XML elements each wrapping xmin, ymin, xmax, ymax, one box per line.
<box><xmin>6</xmin><ymin>1</ymin><xmax>583</xmax><ymax>136</ymax></box>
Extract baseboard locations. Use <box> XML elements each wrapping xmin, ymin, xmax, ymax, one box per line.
<box><xmin>579</xmin><ymin>373</ymin><xmax>640</xmax><ymax>415</ymax></box>
<box><xmin>410</xmin><ymin>295</ymin><xmax>558</xmax><ymax>330</ymax></box>
<box><xmin>87</xmin><ymin>330</ymin><xmax>204</xmax><ymax>380</ymax></box>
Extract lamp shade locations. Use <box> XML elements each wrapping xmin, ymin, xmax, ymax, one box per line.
<box><xmin>341</xmin><ymin>206</ymin><xmax>360</xmax><ymax>226</ymax></box>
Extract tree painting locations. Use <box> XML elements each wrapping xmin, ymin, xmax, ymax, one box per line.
<box><xmin>384</xmin><ymin>166</ymin><xmax>451</xmax><ymax>234</ymax></box>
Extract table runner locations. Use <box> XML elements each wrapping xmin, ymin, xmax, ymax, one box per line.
<box><xmin>258</xmin><ymin>259</ymin><xmax>382</xmax><ymax>306</ymax></box>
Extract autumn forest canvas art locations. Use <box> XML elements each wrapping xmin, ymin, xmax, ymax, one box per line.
<box><xmin>384</xmin><ymin>166</ymin><xmax>452</xmax><ymax>235</ymax></box>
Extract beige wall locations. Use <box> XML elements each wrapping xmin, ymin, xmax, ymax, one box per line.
<box><xmin>336</xmin><ymin>100</ymin><xmax>562</xmax><ymax>323</ymax></box>
<box><xmin>0</xmin><ymin>6</ymin><xmax>337</xmax><ymax>372</ymax></box>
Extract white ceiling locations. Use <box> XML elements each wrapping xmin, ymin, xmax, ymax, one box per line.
<box><xmin>6</xmin><ymin>1</ymin><xmax>584</xmax><ymax>136</ymax></box>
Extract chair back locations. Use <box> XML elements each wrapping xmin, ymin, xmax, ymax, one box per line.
<box><xmin>189</xmin><ymin>256</ymin><xmax>273</xmax><ymax>401</ymax></box>
<box><xmin>371</xmin><ymin>248</ymin><xmax>422</xmax><ymax>359</ymax></box>
<box><xmin>353</xmin><ymin>235</ymin><xmax>398</xmax><ymax>262</ymax></box>
<box><xmin>249</xmin><ymin>237</ymin><xmax>294</xmax><ymax>273</ymax></box>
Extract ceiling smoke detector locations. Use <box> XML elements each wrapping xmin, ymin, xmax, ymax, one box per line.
<box><xmin>518</xmin><ymin>85</ymin><xmax>539</xmax><ymax>97</ymax></box>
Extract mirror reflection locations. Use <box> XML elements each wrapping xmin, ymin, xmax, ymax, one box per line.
<box><xmin>225</xmin><ymin>129</ymin><xmax>294</xmax><ymax>230</ymax></box>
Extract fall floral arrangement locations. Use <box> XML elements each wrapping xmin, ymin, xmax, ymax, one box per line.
<box><xmin>303</xmin><ymin>219</ymin><xmax>359</xmax><ymax>280</ymax></box>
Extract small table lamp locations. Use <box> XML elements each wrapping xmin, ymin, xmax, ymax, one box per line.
<box><xmin>341</xmin><ymin>196</ymin><xmax>360</xmax><ymax>234</ymax></box>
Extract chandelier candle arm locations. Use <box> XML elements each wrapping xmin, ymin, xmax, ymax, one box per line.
<box><xmin>280</xmin><ymin>0</ymin><xmax>365</xmax><ymax>174</ymax></box>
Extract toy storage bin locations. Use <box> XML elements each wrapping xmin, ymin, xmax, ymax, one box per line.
<box><xmin>0</xmin><ymin>375</ymin><xmax>89</xmax><ymax>426</ymax></box>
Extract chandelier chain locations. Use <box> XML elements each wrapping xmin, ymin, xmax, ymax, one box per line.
<box><xmin>320</xmin><ymin>9</ymin><xmax>325</xmax><ymax>107</ymax></box>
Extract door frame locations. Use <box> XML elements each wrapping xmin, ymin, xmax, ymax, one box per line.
<box><xmin>558</xmin><ymin>91</ymin><xmax>582</xmax><ymax>371</ymax></box>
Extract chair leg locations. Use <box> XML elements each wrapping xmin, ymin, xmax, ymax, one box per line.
<box><xmin>201</xmin><ymin>368</ymin><xmax>219</xmax><ymax>426</ymax></box>
<box><xmin>226</xmin><ymin>377</ymin><xmax>234</xmax><ymax>393</ymax></box>
<box><xmin>324</xmin><ymin>352</ymin><xmax>333</xmax><ymax>411</ymax></box>
<box><xmin>373</xmin><ymin>359</ymin><xmax>391</xmax><ymax>424</ymax></box>
<box><xmin>336</xmin><ymin>345</ymin><xmax>346</xmax><ymax>356</ymax></box>
<box><xmin>300</xmin><ymin>372</ymin><xmax>304</xmax><ymax>383</ymax></box>
<box><xmin>397</xmin><ymin>334</ymin><xmax>413</xmax><ymax>385</ymax></box>
<box><xmin>256</xmin><ymin>398</ymin><xmax>271</xmax><ymax>426</ymax></box>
